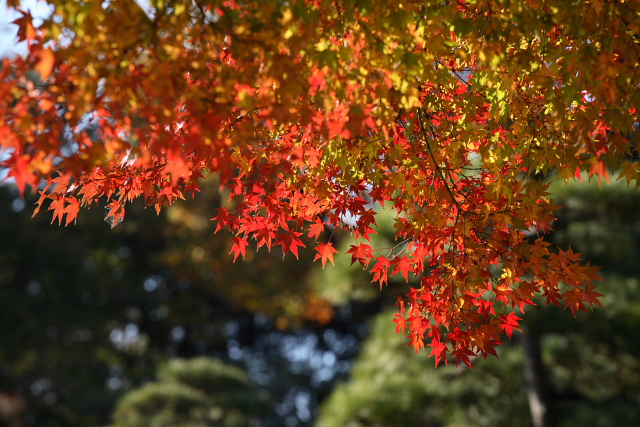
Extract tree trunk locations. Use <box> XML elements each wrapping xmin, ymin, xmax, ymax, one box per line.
<box><xmin>521</xmin><ymin>328</ymin><xmax>555</xmax><ymax>427</ymax></box>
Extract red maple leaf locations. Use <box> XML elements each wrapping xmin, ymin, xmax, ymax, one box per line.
<box><xmin>451</xmin><ymin>347</ymin><xmax>475</xmax><ymax>369</ymax></box>
<box><xmin>346</xmin><ymin>243</ymin><xmax>374</xmax><ymax>267</ymax></box>
<box><xmin>543</xmin><ymin>288</ymin><xmax>562</xmax><ymax>307</ymax></box>
<box><xmin>212</xmin><ymin>207</ymin><xmax>234</xmax><ymax>233</ymax></box>
<box><xmin>354</xmin><ymin>225</ymin><xmax>376</xmax><ymax>241</ymax></box>
<box><xmin>230</xmin><ymin>236</ymin><xmax>249</xmax><ymax>262</ymax></box>
<box><xmin>276</xmin><ymin>231</ymin><xmax>305</xmax><ymax>259</ymax></box>
<box><xmin>308</xmin><ymin>67</ymin><xmax>326</xmax><ymax>95</ymax></box>
<box><xmin>5</xmin><ymin>154</ymin><xmax>37</xmax><ymax>197</ymax></box>
<box><xmin>582</xmin><ymin>284</ymin><xmax>604</xmax><ymax>308</ymax></box>
<box><xmin>255</xmin><ymin>226</ymin><xmax>277</xmax><ymax>250</ymax></box>
<box><xmin>498</xmin><ymin>312</ymin><xmax>522</xmax><ymax>339</ymax></box>
<box><xmin>392</xmin><ymin>256</ymin><xmax>413</xmax><ymax>282</ymax></box>
<box><xmin>393</xmin><ymin>312</ymin><xmax>407</xmax><ymax>334</ymax></box>
<box><xmin>564</xmin><ymin>289</ymin><xmax>587</xmax><ymax>317</ymax></box>
<box><xmin>371</xmin><ymin>257</ymin><xmax>391</xmax><ymax>287</ymax></box>
<box><xmin>326</xmin><ymin>120</ymin><xmax>351</xmax><ymax>140</ymax></box>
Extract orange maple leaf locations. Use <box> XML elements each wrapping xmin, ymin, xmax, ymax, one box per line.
<box><xmin>410</xmin><ymin>332</ymin><xmax>426</xmax><ymax>355</ymax></box>
<box><xmin>35</xmin><ymin>48</ymin><xmax>55</xmax><ymax>80</ymax></box>
<box><xmin>314</xmin><ymin>242</ymin><xmax>338</xmax><ymax>268</ymax></box>
<box><xmin>307</xmin><ymin>218</ymin><xmax>325</xmax><ymax>240</ymax></box>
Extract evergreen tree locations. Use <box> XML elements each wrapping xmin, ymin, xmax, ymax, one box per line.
<box><xmin>106</xmin><ymin>357</ymin><xmax>269</xmax><ymax>427</ymax></box>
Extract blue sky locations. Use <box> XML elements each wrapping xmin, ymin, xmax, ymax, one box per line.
<box><xmin>0</xmin><ymin>0</ymin><xmax>53</xmax><ymax>58</ymax></box>
<box><xmin>0</xmin><ymin>0</ymin><xmax>155</xmax><ymax>58</ymax></box>
<box><xmin>0</xmin><ymin>0</ymin><xmax>22</xmax><ymax>58</ymax></box>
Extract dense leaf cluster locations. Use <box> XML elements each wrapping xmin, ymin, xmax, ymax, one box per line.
<box><xmin>2</xmin><ymin>0</ymin><xmax>638</xmax><ymax>363</ymax></box>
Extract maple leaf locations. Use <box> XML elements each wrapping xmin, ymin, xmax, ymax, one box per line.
<box><xmin>498</xmin><ymin>312</ymin><xmax>522</xmax><ymax>339</ymax></box>
<box><xmin>617</xmin><ymin>161</ymin><xmax>640</xmax><ymax>188</ymax></box>
<box><xmin>326</xmin><ymin>120</ymin><xmax>351</xmax><ymax>140</ymax></box>
<box><xmin>428</xmin><ymin>338</ymin><xmax>447</xmax><ymax>364</ymax></box>
<box><xmin>212</xmin><ymin>208</ymin><xmax>233</xmax><ymax>233</ymax></box>
<box><xmin>255</xmin><ymin>226</ymin><xmax>277</xmax><ymax>250</ymax></box>
<box><xmin>5</xmin><ymin>154</ymin><xmax>37</xmax><ymax>197</ymax></box>
<box><xmin>307</xmin><ymin>218</ymin><xmax>325</xmax><ymax>240</ymax></box>
<box><xmin>48</xmin><ymin>196</ymin><xmax>66</xmax><ymax>225</ymax></box>
<box><xmin>230</xmin><ymin>236</ymin><xmax>249</xmax><ymax>262</ymax></box>
<box><xmin>104</xmin><ymin>201</ymin><xmax>124</xmax><ymax>229</ymax></box>
<box><xmin>314</xmin><ymin>242</ymin><xmax>338</xmax><ymax>268</ymax></box>
<box><xmin>78</xmin><ymin>181</ymin><xmax>102</xmax><ymax>204</ymax></box>
<box><xmin>409</xmin><ymin>332</ymin><xmax>426</xmax><ymax>355</ymax></box>
<box><xmin>371</xmin><ymin>257</ymin><xmax>391</xmax><ymax>288</ymax></box>
<box><xmin>563</xmin><ymin>288</ymin><xmax>589</xmax><ymax>317</ymax></box>
<box><xmin>543</xmin><ymin>288</ymin><xmax>562</xmax><ymax>307</ymax></box>
<box><xmin>393</xmin><ymin>312</ymin><xmax>407</xmax><ymax>334</ymax></box>
<box><xmin>308</xmin><ymin>67</ymin><xmax>326</xmax><ymax>95</ymax></box>
<box><xmin>11</xmin><ymin>10</ymin><xmax>36</xmax><ymax>43</ymax></box>
<box><xmin>588</xmin><ymin>159</ymin><xmax>611</xmax><ymax>186</ymax></box>
<box><xmin>276</xmin><ymin>231</ymin><xmax>305</xmax><ymax>259</ymax></box>
<box><xmin>451</xmin><ymin>346</ymin><xmax>475</xmax><ymax>369</ymax></box>
<box><xmin>346</xmin><ymin>243</ymin><xmax>373</xmax><ymax>267</ymax></box>
<box><xmin>63</xmin><ymin>197</ymin><xmax>80</xmax><ymax>226</ymax></box>
<box><xmin>34</xmin><ymin>47</ymin><xmax>55</xmax><ymax>80</ymax></box>
<box><xmin>392</xmin><ymin>256</ymin><xmax>413</xmax><ymax>282</ymax></box>
<box><xmin>354</xmin><ymin>225</ymin><xmax>377</xmax><ymax>241</ymax></box>
<box><xmin>582</xmin><ymin>284</ymin><xmax>604</xmax><ymax>308</ymax></box>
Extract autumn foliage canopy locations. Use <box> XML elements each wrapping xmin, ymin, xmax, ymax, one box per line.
<box><xmin>2</xmin><ymin>0</ymin><xmax>639</xmax><ymax>367</ymax></box>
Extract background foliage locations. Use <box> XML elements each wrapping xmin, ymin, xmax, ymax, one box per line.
<box><xmin>1</xmin><ymin>175</ymin><xmax>640</xmax><ymax>427</ymax></box>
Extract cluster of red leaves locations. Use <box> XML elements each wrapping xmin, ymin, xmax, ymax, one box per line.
<box><xmin>2</xmin><ymin>0</ymin><xmax>636</xmax><ymax>366</ymax></box>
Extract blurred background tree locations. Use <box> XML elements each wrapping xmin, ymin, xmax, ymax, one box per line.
<box><xmin>105</xmin><ymin>357</ymin><xmax>269</xmax><ymax>427</ymax></box>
